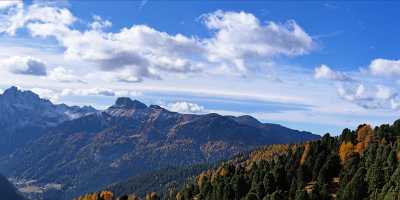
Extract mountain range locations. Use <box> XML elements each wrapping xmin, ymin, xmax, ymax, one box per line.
<box><xmin>0</xmin><ymin>87</ymin><xmax>319</xmax><ymax>199</ymax></box>
<box><xmin>0</xmin><ymin>86</ymin><xmax>96</xmax><ymax>156</ymax></box>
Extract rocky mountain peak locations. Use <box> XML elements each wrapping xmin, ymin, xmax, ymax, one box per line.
<box><xmin>3</xmin><ymin>86</ymin><xmax>18</xmax><ymax>95</ymax></box>
<box><xmin>1</xmin><ymin>86</ymin><xmax>44</xmax><ymax>105</ymax></box>
<box><xmin>113</xmin><ymin>97</ymin><xmax>147</xmax><ymax>109</ymax></box>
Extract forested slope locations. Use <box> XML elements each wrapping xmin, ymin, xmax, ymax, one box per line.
<box><xmin>78</xmin><ymin>120</ymin><xmax>400</xmax><ymax>200</ymax></box>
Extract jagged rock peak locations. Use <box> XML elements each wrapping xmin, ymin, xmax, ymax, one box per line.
<box><xmin>1</xmin><ymin>86</ymin><xmax>42</xmax><ymax>102</ymax></box>
<box><xmin>113</xmin><ymin>97</ymin><xmax>147</xmax><ymax>109</ymax></box>
<box><xmin>3</xmin><ymin>86</ymin><xmax>29</xmax><ymax>97</ymax></box>
<box><xmin>3</xmin><ymin>86</ymin><xmax>18</xmax><ymax>94</ymax></box>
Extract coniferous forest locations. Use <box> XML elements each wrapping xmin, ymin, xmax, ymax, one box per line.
<box><xmin>78</xmin><ymin>120</ymin><xmax>400</xmax><ymax>200</ymax></box>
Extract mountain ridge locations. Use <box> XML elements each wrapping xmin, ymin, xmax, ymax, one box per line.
<box><xmin>0</xmin><ymin>87</ymin><xmax>319</xmax><ymax>200</ymax></box>
<box><xmin>0</xmin><ymin>86</ymin><xmax>96</xmax><ymax>156</ymax></box>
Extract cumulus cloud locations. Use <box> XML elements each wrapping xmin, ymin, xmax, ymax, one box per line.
<box><xmin>0</xmin><ymin>1</ymin><xmax>23</xmax><ymax>35</ymax></box>
<box><xmin>337</xmin><ymin>83</ymin><xmax>398</xmax><ymax>110</ymax></box>
<box><xmin>0</xmin><ymin>2</ymin><xmax>75</xmax><ymax>36</ymax></box>
<box><xmin>312</xmin><ymin>60</ymin><xmax>400</xmax><ymax>111</ymax></box>
<box><xmin>47</xmin><ymin>67</ymin><xmax>84</xmax><ymax>83</ymax></box>
<box><xmin>168</xmin><ymin>101</ymin><xmax>205</xmax><ymax>113</ymax></box>
<box><xmin>89</xmin><ymin>15</ymin><xmax>111</xmax><ymax>30</ymax></box>
<box><xmin>1</xmin><ymin>56</ymin><xmax>47</xmax><ymax>76</ymax></box>
<box><xmin>202</xmin><ymin>10</ymin><xmax>314</xmax><ymax>74</ymax></box>
<box><xmin>369</xmin><ymin>58</ymin><xmax>400</xmax><ymax>77</ymax></box>
<box><xmin>31</xmin><ymin>87</ymin><xmax>60</xmax><ymax>101</ymax></box>
<box><xmin>0</xmin><ymin>2</ymin><xmax>315</xmax><ymax>82</ymax></box>
<box><xmin>314</xmin><ymin>64</ymin><xmax>351</xmax><ymax>81</ymax></box>
<box><xmin>26</xmin><ymin>20</ymin><xmax>205</xmax><ymax>81</ymax></box>
<box><xmin>0</xmin><ymin>1</ymin><xmax>21</xmax><ymax>10</ymax></box>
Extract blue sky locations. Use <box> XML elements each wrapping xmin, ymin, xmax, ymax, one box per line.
<box><xmin>1</xmin><ymin>0</ymin><xmax>400</xmax><ymax>135</ymax></box>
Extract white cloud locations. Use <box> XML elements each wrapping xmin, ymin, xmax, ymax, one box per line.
<box><xmin>47</xmin><ymin>66</ymin><xmax>83</xmax><ymax>83</ymax></box>
<box><xmin>202</xmin><ymin>10</ymin><xmax>314</xmax><ymax>74</ymax></box>
<box><xmin>0</xmin><ymin>1</ymin><xmax>23</xmax><ymax>35</ymax></box>
<box><xmin>26</xmin><ymin>21</ymin><xmax>205</xmax><ymax>81</ymax></box>
<box><xmin>167</xmin><ymin>101</ymin><xmax>205</xmax><ymax>113</ymax></box>
<box><xmin>337</xmin><ymin>83</ymin><xmax>398</xmax><ymax>110</ymax></box>
<box><xmin>369</xmin><ymin>58</ymin><xmax>400</xmax><ymax>77</ymax></box>
<box><xmin>0</xmin><ymin>3</ymin><xmax>315</xmax><ymax>82</ymax></box>
<box><xmin>376</xmin><ymin>85</ymin><xmax>394</xmax><ymax>100</ymax></box>
<box><xmin>0</xmin><ymin>1</ymin><xmax>21</xmax><ymax>10</ymax></box>
<box><xmin>31</xmin><ymin>87</ymin><xmax>60</xmax><ymax>101</ymax></box>
<box><xmin>28</xmin><ymin>87</ymin><xmax>140</xmax><ymax>103</ymax></box>
<box><xmin>61</xmin><ymin>88</ymin><xmax>115</xmax><ymax>97</ymax></box>
<box><xmin>114</xmin><ymin>90</ymin><xmax>142</xmax><ymax>97</ymax></box>
<box><xmin>89</xmin><ymin>15</ymin><xmax>111</xmax><ymax>30</ymax></box>
<box><xmin>0</xmin><ymin>2</ymin><xmax>75</xmax><ymax>36</ymax></box>
<box><xmin>1</xmin><ymin>56</ymin><xmax>47</xmax><ymax>76</ymax></box>
<box><xmin>61</xmin><ymin>88</ymin><xmax>142</xmax><ymax>97</ymax></box>
<box><xmin>391</xmin><ymin>99</ymin><xmax>400</xmax><ymax>110</ymax></box>
<box><xmin>314</xmin><ymin>64</ymin><xmax>351</xmax><ymax>81</ymax></box>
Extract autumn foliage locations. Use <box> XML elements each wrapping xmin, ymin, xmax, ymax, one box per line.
<box><xmin>339</xmin><ymin>141</ymin><xmax>355</xmax><ymax>163</ymax></box>
<box><xmin>300</xmin><ymin>143</ymin><xmax>311</xmax><ymax>165</ymax></box>
<box><xmin>355</xmin><ymin>124</ymin><xmax>374</xmax><ymax>154</ymax></box>
<box><xmin>338</xmin><ymin>124</ymin><xmax>375</xmax><ymax>164</ymax></box>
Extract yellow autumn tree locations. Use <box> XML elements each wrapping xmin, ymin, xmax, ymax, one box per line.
<box><xmin>216</xmin><ymin>165</ymin><xmax>230</xmax><ymax>177</ymax></box>
<box><xmin>355</xmin><ymin>124</ymin><xmax>374</xmax><ymax>154</ymax></box>
<box><xmin>145</xmin><ymin>192</ymin><xmax>159</xmax><ymax>200</ymax></box>
<box><xmin>75</xmin><ymin>193</ymin><xmax>98</xmax><ymax>200</ymax></box>
<box><xmin>339</xmin><ymin>141</ymin><xmax>355</xmax><ymax>164</ymax></box>
<box><xmin>100</xmin><ymin>191</ymin><xmax>113</xmax><ymax>200</ymax></box>
<box><xmin>176</xmin><ymin>192</ymin><xmax>183</xmax><ymax>200</ymax></box>
<box><xmin>300</xmin><ymin>143</ymin><xmax>311</xmax><ymax>165</ymax></box>
<box><xmin>197</xmin><ymin>171</ymin><xmax>212</xmax><ymax>190</ymax></box>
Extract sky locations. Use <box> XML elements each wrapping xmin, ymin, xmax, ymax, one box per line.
<box><xmin>1</xmin><ymin>0</ymin><xmax>400</xmax><ymax>135</ymax></box>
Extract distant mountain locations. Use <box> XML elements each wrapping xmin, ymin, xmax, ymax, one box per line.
<box><xmin>0</xmin><ymin>174</ymin><xmax>25</xmax><ymax>200</ymax></box>
<box><xmin>0</xmin><ymin>93</ymin><xmax>319</xmax><ymax>199</ymax></box>
<box><xmin>0</xmin><ymin>86</ymin><xmax>96</xmax><ymax>156</ymax></box>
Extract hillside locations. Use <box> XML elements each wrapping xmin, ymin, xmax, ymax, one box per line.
<box><xmin>86</xmin><ymin>120</ymin><xmax>400</xmax><ymax>200</ymax></box>
<box><xmin>0</xmin><ymin>174</ymin><xmax>25</xmax><ymax>200</ymax></box>
<box><xmin>0</xmin><ymin>95</ymin><xmax>318</xmax><ymax>199</ymax></box>
<box><xmin>107</xmin><ymin>164</ymin><xmax>213</xmax><ymax>199</ymax></box>
<box><xmin>76</xmin><ymin>145</ymin><xmax>291</xmax><ymax>200</ymax></box>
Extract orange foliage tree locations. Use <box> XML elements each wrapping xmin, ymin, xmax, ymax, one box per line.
<box><xmin>355</xmin><ymin>125</ymin><xmax>374</xmax><ymax>154</ymax></box>
<box><xmin>100</xmin><ymin>191</ymin><xmax>113</xmax><ymax>200</ymax></box>
<box><xmin>339</xmin><ymin>141</ymin><xmax>355</xmax><ymax>164</ymax></box>
<box><xmin>300</xmin><ymin>143</ymin><xmax>310</xmax><ymax>165</ymax></box>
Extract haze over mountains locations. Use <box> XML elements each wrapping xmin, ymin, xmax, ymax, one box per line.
<box><xmin>0</xmin><ymin>87</ymin><xmax>319</xmax><ymax>199</ymax></box>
